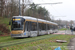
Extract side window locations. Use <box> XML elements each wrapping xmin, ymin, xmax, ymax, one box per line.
<box><xmin>46</xmin><ymin>24</ymin><xmax>47</xmax><ymax>30</ymax></box>
<box><xmin>25</xmin><ymin>21</ymin><xmax>28</xmax><ymax>31</ymax></box>
<box><xmin>55</xmin><ymin>25</ymin><xmax>56</xmax><ymax>29</ymax></box>
<box><xmin>50</xmin><ymin>24</ymin><xmax>51</xmax><ymax>29</ymax></box>
<box><xmin>39</xmin><ymin>23</ymin><xmax>42</xmax><ymax>30</ymax></box>
<box><xmin>41</xmin><ymin>23</ymin><xmax>44</xmax><ymax>30</ymax></box>
<box><xmin>56</xmin><ymin>26</ymin><xmax>58</xmax><ymax>29</ymax></box>
<box><xmin>47</xmin><ymin>24</ymin><xmax>48</xmax><ymax>30</ymax></box>
<box><xmin>53</xmin><ymin>25</ymin><xmax>55</xmax><ymax>30</ymax></box>
<box><xmin>44</xmin><ymin>24</ymin><xmax>46</xmax><ymax>30</ymax></box>
<box><xmin>46</xmin><ymin>24</ymin><xmax>48</xmax><ymax>30</ymax></box>
<box><xmin>50</xmin><ymin>25</ymin><xmax>52</xmax><ymax>29</ymax></box>
<box><xmin>54</xmin><ymin>25</ymin><xmax>56</xmax><ymax>29</ymax></box>
<box><xmin>31</xmin><ymin>22</ymin><xmax>37</xmax><ymax>31</ymax></box>
<box><xmin>41</xmin><ymin>23</ymin><xmax>43</xmax><ymax>30</ymax></box>
<box><xmin>41</xmin><ymin>23</ymin><xmax>46</xmax><ymax>30</ymax></box>
<box><xmin>47</xmin><ymin>24</ymin><xmax>50</xmax><ymax>30</ymax></box>
<box><xmin>55</xmin><ymin>25</ymin><xmax>58</xmax><ymax>29</ymax></box>
<box><xmin>27</xmin><ymin>22</ymin><xmax>30</xmax><ymax>31</ymax></box>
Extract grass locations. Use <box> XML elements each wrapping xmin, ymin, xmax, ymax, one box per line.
<box><xmin>0</xmin><ymin>17</ymin><xmax>10</xmax><ymax>26</ymax></box>
<box><xmin>0</xmin><ymin>17</ymin><xmax>11</xmax><ymax>30</ymax></box>
<box><xmin>0</xmin><ymin>17</ymin><xmax>11</xmax><ymax>34</ymax></box>
<box><xmin>59</xmin><ymin>28</ymin><xmax>68</xmax><ymax>30</ymax></box>
<box><xmin>0</xmin><ymin>34</ymin><xmax>57</xmax><ymax>45</ymax></box>
<box><xmin>0</xmin><ymin>31</ymin><xmax>4</xmax><ymax>35</ymax></box>
<box><xmin>0</xmin><ymin>34</ymin><xmax>75</xmax><ymax>50</ymax></box>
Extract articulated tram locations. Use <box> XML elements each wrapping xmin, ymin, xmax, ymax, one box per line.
<box><xmin>10</xmin><ymin>16</ymin><xmax>58</xmax><ymax>37</ymax></box>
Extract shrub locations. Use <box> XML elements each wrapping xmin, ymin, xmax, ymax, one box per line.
<box><xmin>0</xmin><ymin>31</ymin><xmax>4</xmax><ymax>35</ymax></box>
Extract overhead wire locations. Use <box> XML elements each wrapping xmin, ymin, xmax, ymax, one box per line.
<box><xmin>50</xmin><ymin>5</ymin><xmax>62</xmax><ymax>16</ymax></box>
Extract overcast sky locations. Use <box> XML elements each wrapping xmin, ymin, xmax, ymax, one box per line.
<box><xmin>33</xmin><ymin>0</ymin><xmax>75</xmax><ymax>21</ymax></box>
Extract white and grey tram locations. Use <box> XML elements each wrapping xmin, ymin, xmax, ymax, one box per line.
<box><xmin>10</xmin><ymin>16</ymin><xmax>58</xmax><ymax>37</ymax></box>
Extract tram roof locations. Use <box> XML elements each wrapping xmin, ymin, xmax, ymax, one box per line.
<box><xmin>13</xmin><ymin>16</ymin><xmax>58</xmax><ymax>25</ymax></box>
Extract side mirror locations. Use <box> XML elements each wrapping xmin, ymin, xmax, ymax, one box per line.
<box><xmin>21</xmin><ymin>19</ymin><xmax>25</xmax><ymax>25</ymax></box>
<box><xmin>9</xmin><ymin>21</ymin><xmax>11</xmax><ymax>25</ymax></box>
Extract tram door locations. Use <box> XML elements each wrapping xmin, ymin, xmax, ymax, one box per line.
<box><xmin>39</xmin><ymin>23</ymin><xmax>47</xmax><ymax>35</ymax></box>
<box><xmin>30</xmin><ymin>22</ymin><xmax>38</xmax><ymax>37</ymax></box>
<box><xmin>24</xmin><ymin>21</ymin><xmax>31</xmax><ymax>37</ymax></box>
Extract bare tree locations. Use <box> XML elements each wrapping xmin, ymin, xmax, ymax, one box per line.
<box><xmin>0</xmin><ymin>0</ymin><xmax>5</xmax><ymax>17</ymax></box>
<box><xmin>70</xmin><ymin>20</ymin><xmax>74</xmax><ymax>25</ymax></box>
<box><xmin>0</xmin><ymin>0</ymin><xmax>32</xmax><ymax>18</ymax></box>
<box><xmin>21</xmin><ymin>0</ymin><xmax>32</xmax><ymax>16</ymax></box>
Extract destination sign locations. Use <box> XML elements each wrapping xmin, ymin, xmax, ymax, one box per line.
<box><xmin>13</xmin><ymin>19</ymin><xmax>21</xmax><ymax>21</ymax></box>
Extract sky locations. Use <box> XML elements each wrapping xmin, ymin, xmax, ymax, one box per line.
<box><xmin>33</xmin><ymin>0</ymin><xmax>75</xmax><ymax>21</ymax></box>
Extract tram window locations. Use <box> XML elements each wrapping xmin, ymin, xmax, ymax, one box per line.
<box><xmin>31</xmin><ymin>22</ymin><xmax>37</xmax><ymax>31</ymax></box>
<box><xmin>11</xmin><ymin>21</ymin><xmax>23</xmax><ymax>30</ymax></box>
<box><xmin>44</xmin><ymin>24</ymin><xmax>46</xmax><ymax>30</ymax></box>
<box><xmin>53</xmin><ymin>25</ymin><xmax>55</xmax><ymax>30</ymax></box>
<box><xmin>50</xmin><ymin>25</ymin><xmax>52</xmax><ymax>29</ymax></box>
<box><xmin>25</xmin><ymin>21</ymin><xmax>31</xmax><ymax>31</ymax></box>
<box><xmin>47</xmin><ymin>24</ymin><xmax>48</xmax><ymax>30</ymax></box>
<box><xmin>46</xmin><ymin>24</ymin><xmax>47</xmax><ymax>30</ymax></box>
<box><xmin>55</xmin><ymin>26</ymin><xmax>58</xmax><ymax>29</ymax></box>
<box><xmin>25</xmin><ymin>21</ymin><xmax>27</xmax><ymax>31</ymax></box>
<box><xmin>51</xmin><ymin>25</ymin><xmax>53</xmax><ymax>29</ymax></box>
<box><xmin>50</xmin><ymin>25</ymin><xmax>52</xmax><ymax>30</ymax></box>
<box><xmin>41</xmin><ymin>23</ymin><xmax>43</xmax><ymax>30</ymax></box>
<box><xmin>41</xmin><ymin>23</ymin><xmax>45</xmax><ymax>30</ymax></box>
<box><xmin>47</xmin><ymin>24</ymin><xmax>50</xmax><ymax>30</ymax></box>
<box><xmin>27</xmin><ymin>22</ymin><xmax>31</xmax><ymax>31</ymax></box>
<box><xmin>54</xmin><ymin>25</ymin><xmax>55</xmax><ymax>29</ymax></box>
<box><xmin>55</xmin><ymin>26</ymin><xmax>56</xmax><ymax>29</ymax></box>
<box><xmin>55</xmin><ymin>25</ymin><xmax>56</xmax><ymax>29</ymax></box>
<box><xmin>41</xmin><ymin>23</ymin><xmax>44</xmax><ymax>30</ymax></box>
<box><xmin>52</xmin><ymin>25</ymin><xmax>54</xmax><ymax>30</ymax></box>
<box><xmin>56</xmin><ymin>26</ymin><xmax>58</xmax><ymax>29</ymax></box>
<box><xmin>46</xmin><ymin>24</ymin><xmax>48</xmax><ymax>30</ymax></box>
<box><xmin>39</xmin><ymin>23</ymin><xmax>41</xmax><ymax>30</ymax></box>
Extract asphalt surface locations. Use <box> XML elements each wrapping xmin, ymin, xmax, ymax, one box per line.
<box><xmin>68</xmin><ymin>38</ymin><xmax>75</xmax><ymax>50</ymax></box>
<box><xmin>54</xmin><ymin>30</ymin><xmax>75</xmax><ymax>35</ymax></box>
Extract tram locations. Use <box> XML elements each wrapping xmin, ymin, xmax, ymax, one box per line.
<box><xmin>9</xmin><ymin>16</ymin><xmax>58</xmax><ymax>37</ymax></box>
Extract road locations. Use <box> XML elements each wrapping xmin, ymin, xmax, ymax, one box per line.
<box><xmin>54</xmin><ymin>30</ymin><xmax>75</xmax><ymax>35</ymax></box>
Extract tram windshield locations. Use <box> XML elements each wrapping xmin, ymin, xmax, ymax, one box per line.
<box><xmin>11</xmin><ymin>17</ymin><xmax>25</xmax><ymax>30</ymax></box>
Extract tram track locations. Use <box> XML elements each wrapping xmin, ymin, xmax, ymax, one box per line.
<box><xmin>0</xmin><ymin>34</ymin><xmax>58</xmax><ymax>48</ymax></box>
